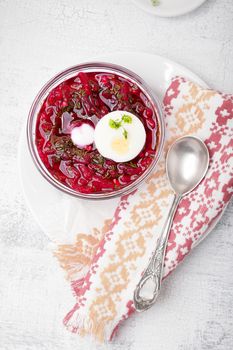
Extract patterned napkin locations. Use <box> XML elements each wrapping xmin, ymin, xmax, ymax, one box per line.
<box><xmin>54</xmin><ymin>77</ymin><xmax>233</xmax><ymax>342</ymax></box>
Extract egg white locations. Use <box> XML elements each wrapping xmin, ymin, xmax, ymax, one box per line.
<box><xmin>94</xmin><ymin>111</ymin><xmax>146</xmax><ymax>162</ymax></box>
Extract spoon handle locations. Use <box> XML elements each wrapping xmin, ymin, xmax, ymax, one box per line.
<box><xmin>134</xmin><ymin>194</ymin><xmax>181</xmax><ymax>312</ymax></box>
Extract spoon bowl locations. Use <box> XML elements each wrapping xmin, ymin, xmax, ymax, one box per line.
<box><xmin>166</xmin><ymin>136</ymin><xmax>209</xmax><ymax>196</ymax></box>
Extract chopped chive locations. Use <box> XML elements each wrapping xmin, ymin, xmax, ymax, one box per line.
<box><xmin>123</xmin><ymin>128</ymin><xmax>128</xmax><ymax>139</ymax></box>
<box><xmin>109</xmin><ymin>114</ymin><xmax>132</xmax><ymax>139</ymax></box>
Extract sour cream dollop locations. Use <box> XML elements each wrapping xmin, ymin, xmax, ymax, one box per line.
<box><xmin>71</xmin><ymin>123</ymin><xmax>95</xmax><ymax>148</ymax></box>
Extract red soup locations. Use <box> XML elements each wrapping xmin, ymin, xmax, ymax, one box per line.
<box><xmin>35</xmin><ymin>71</ymin><xmax>159</xmax><ymax>194</ymax></box>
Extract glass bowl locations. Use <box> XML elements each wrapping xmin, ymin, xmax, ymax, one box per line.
<box><xmin>27</xmin><ymin>62</ymin><xmax>165</xmax><ymax>200</ymax></box>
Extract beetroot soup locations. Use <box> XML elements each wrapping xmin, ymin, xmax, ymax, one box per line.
<box><xmin>35</xmin><ymin>71</ymin><xmax>159</xmax><ymax>194</ymax></box>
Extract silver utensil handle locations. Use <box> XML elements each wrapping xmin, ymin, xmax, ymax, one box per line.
<box><xmin>134</xmin><ymin>194</ymin><xmax>181</xmax><ymax>312</ymax></box>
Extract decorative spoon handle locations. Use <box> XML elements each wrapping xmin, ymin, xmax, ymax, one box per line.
<box><xmin>134</xmin><ymin>194</ymin><xmax>181</xmax><ymax>311</ymax></box>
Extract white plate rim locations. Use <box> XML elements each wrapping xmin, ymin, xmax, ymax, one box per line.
<box><xmin>131</xmin><ymin>0</ymin><xmax>207</xmax><ymax>17</ymax></box>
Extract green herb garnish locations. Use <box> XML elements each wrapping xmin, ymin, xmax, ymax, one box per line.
<box><xmin>109</xmin><ymin>114</ymin><xmax>132</xmax><ymax>139</ymax></box>
<box><xmin>123</xmin><ymin>129</ymin><xmax>128</xmax><ymax>140</ymax></box>
<box><xmin>109</xmin><ymin>119</ymin><xmax>122</xmax><ymax>129</ymax></box>
<box><xmin>129</xmin><ymin>161</ymin><xmax>137</xmax><ymax>168</ymax></box>
<box><xmin>151</xmin><ymin>0</ymin><xmax>160</xmax><ymax>6</ymax></box>
<box><xmin>122</xmin><ymin>114</ymin><xmax>132</xmax><ymax>124</ymax></box>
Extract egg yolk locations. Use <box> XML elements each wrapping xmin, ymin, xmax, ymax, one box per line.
<box><xmin>111</xmin><ymin>136</ymin><xmax>129</xmax><ymax>155</ymax></box>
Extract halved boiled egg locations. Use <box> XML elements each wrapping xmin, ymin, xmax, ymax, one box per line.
<box><xmin>94</xmin><ymin>111</ymin><xmax>146</xmax><ymax>162</ymax></box>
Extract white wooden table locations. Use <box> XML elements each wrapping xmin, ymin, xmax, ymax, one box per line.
<box><xmin>0</xmin><ymin>1</ymin><xmax>233</xmax><ymax>349</ymax></box>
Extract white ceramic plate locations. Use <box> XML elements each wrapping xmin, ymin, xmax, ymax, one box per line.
<box><xmin>18</xmin><ymin>52</ymin><xmax>208</xmax><ymax>242</ymax></box>
<box><xmin>131</xmin><ymin>0</ymin><xmax>207</xmax><ymax>17</ymax></box>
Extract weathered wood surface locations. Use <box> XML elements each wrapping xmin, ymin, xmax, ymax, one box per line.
<box><xmin>0</xmin><ymin>1</ymin><xmax>233</xmax><ymax>349</ymax></box>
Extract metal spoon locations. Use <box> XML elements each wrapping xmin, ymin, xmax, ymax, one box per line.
<box><xmin>134</xmin><ymin>135</ymin><xmax>209</xmax><ymax>312</ymax></box>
